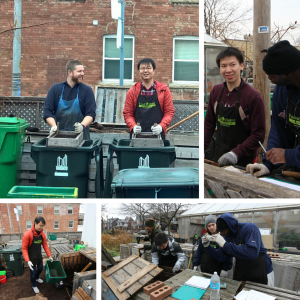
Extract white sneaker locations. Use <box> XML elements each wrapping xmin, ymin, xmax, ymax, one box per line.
<box><xmin>32</xmin><ymin>286</ymin><xmax>39</xmax><ymax>293</ymax></box>
<box><xmin>36</xmin><ymin>278</ymin><xmax>43</xmax><ymax>283</ymax></box>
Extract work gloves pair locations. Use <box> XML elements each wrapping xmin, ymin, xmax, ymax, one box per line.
<box><xmin>218</xmin><ymin>151</ymin><xmax>238</xmax><ymax>167</ymax></box>
<box><xmin>28</xmin><ymin>257</ymin><xmax>53</xmax><ymax>271</ymax></box>
<box><xmin>133</xmin><ymin>124</ymin><xmax>163</xmax><ymax>135</ymax></box>
<box><xmin>49</xmin><ymin>123</ymin><xmax>84</xmax><ymax>135</ymax></box>
<box><xmin>201</xmin><ymin>233</ymin><xmax>226</xmax><ymax>248</ymax></box>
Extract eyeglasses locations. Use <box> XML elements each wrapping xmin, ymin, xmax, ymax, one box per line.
<box><xmin>139</xmin><ymin>67</ymin><xmax>153</xmax><ymax>71</ymax></box>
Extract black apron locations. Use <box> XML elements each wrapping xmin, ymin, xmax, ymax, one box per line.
<box><xmin>200</xmin><ymin>242</ymin><xmax>223</xmax><ymax>275</ymax></box>
<box><xmin>158</xmin><ymin>245</ymin><xmax>178</xmax><ymax>267</ymax></box>
<box><xmin>213</xmin><ymin>82</ymin><xmax>254</xmax><ymax>167</ymax></box>
<box><xmin>232</xmin><ymin>226</ymin><xmax>267</xmax><ymax>284</ymax></box>
<box><xmin>28</xmin><ymin>231</ymin><xmax>43</xmax><ymax>266</ymax></box>
<box><xmin>133</xmin><ymin>87</ymin><xmax>165</xmax><ymax>140</ymax></box>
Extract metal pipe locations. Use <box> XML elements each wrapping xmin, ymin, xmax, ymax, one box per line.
<box><xmin>7</xmin><ymin>204</ymin><xmax>14</xmax><ymax>234</ymax></box>
<box><xmin>119</xmin><ymin>0</ymin><xmax>125</xmax><ymax>86</ymax></box>
<box><xmin>274</xmin><ymin>210</ymin><xmax>279</xmax><ymax>248</ymax></box>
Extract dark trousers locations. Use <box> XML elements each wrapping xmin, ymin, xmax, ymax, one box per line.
<box><xmin>30</xmin><ymin>261</ymin><xmax>43</xmax><ymax>287</ymax></box>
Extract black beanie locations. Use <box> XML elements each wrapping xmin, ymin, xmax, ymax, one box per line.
<box><xmin>216</xmin><ymin>218</ymin><xmax>229</xmax><ymax>231</ymax></box>
<box><xmin>263</xmin><ymin>40</ymin><xmax>300</xmax><ymax>75</ymax></box>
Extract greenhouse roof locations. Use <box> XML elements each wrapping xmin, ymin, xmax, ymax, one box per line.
<box><xmin>178</xmin><ymin>203</ymin><xmax>300</xmax><ymax>218</ymax></box>
<box><xmin>204</xmin><ymin>33</ymin><xmax>228</xmax><ymax>47</ymax></box>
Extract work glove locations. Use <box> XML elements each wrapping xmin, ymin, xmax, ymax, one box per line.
<box><xmin>135</xmin><ymin>244</ymin><xmax>144</xmax><ymax>249</ymax></box>
<box><xmin>172</xmin><ymin>263</ymin><xmax>181</xmax><ymax>273</ymax></box>
<box><xmin>28</xmin><ymin>261</ymin><xmax>34</xmax><ymax>271</ymax></box>
<box><xmin>220</xmin><ymin>270</ymin><xmax>228</xmax><ymax>278</ymax></box>
<box><xmin>218</xmin><ymin>151</ymin><xmax>238</xmax><ymax>167</ymax></box>
<box><xmin>246</xmin><ymin>163</ymin><xmax>270</xmax><ymax>177</ymax></box>
<box><xmin>50</xmin><ymin>125</ymin><xmax>57</xmax><ymax>135</ymax></box>
<box><xmin>133</xmin><ymin>125</ymin><xmax>142</xmax><ymax>134</ymax></box>
<box><xmin>201</xmin><ymin>233</ymin><xmax>210</xmax><ymax>247</ymax></box>
<box><xmin>74</xmin><ymin>122</ymin><xmax>84</xmax><ymax>133</ymax></box>
<box><xmin>151</xmin><ymin>124</ymin><xmax>162</xmax><ymax>135</ymax></box>
<box><xmin>210</xmin><ymin>233</ymin><xmax>226</xmax><ymax>247</ymax></box>
<box><xmin>193</xmin><ymin>266</ymin><xmax>200</xmax><ymax>272</ymax></box>
<box><xmin>49</xmin><ymin>257</ymin><xmax>53</xmax><ymax>262</ymax></box>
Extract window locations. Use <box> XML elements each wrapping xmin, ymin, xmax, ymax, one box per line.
<box><xmin>37</xmin><ymin>205</ymin><xmax>43</xmax><ymax>214</ymax></box>
<box><xmin>173</xmin><ymin>36</ymin><xmax>199</xmax><ymax>83</ymax></box>
<box><xmin>103</xmin><ymin>35</ymin><xmax>135</xmax><ymax>81</ymax></box>
<box><xmin>54</xmin><ymin>205</ymin><xmax>60</xmax><ymax>215</ymax></box>
<box><xmin>68</xmin><ymin>205</ymin><xmax>73</xmax><ymax>215</ymax></box>
<box><xmin>16</xmin><ymin>205</ymin><xmax>22</xmax><ymax>215</ymax></box>
<box><xmin>69</xmin><ymin>220</ymin><xmax>74</xmax><ymax>228</ymax></box>
<box><xmin>26</xmin><ymin>221</ymin><xmax>32</xmax><ymax>229</ymax></box>
<box><xmin>54</xmin><ymin>221</ymin><xmax>59</xmax><ymax>229</ymax></box>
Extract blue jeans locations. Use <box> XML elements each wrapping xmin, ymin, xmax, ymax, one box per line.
<box><xmin>30</xmin><ymin>261</ymin><xmax>43</xmax><ymax>287</ymax></box>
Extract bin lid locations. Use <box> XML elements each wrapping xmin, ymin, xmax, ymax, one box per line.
<box><xmin>0</xmin><ymin>117</ymin><xmax>28</xmax><ymax>131</ymax></box>
<box><xmin>0</xmin><ymin>245</ymin><xmax>22</xmax><ymax>253</ymax></box>
<box><xmin>111</xmin><ymin>167</ymin><xmax>199</xmax><ymax>188</ymax></box>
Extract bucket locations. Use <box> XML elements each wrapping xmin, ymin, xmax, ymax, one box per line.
<box><xmin>0</xmin><ymin>275</ymin><xmax>7</xmax><ymax>284</ymax></box>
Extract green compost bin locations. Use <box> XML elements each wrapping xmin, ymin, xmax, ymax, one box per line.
<box><xmin>0</xmin><ymin>117</ymin><xmax>29</xmax><ymax>198</ymax></box>
<box><xmin>0</xmin><ymin>245</ymin><xmax>24</xmax><ymax>276</ymax></box>
<box><xmin>7</xmin><ymin>186</ymin><xmax>78</xmax><ymax>198</ymax></box>
<box><xmin>111</xmin><ymin>167</ymin><xmax>199</xmax><ymax>198</ymax></box>
<box><xmin>104</xmin><ymin>138</ymin><xmax>176</xmax><ymax>198</ymax></box>
<box><xmin>31</xmin><ymin>138</ymin><xmax>104</xmax><ymax>198</ymax></box>
<box><xmin>45</xmin><ymin>260</ymin><xmax>66</xmax><ymax>283</ymax></box>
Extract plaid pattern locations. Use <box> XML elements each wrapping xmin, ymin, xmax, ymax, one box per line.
<box><xmin>141</xmin><ymin>81</ymin><xmax>156</xmax><ymax>95</ymax></box>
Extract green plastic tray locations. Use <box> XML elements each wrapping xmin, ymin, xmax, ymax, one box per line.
<box><xmin>45</xmin><ymin>260</ymin><xmax>66</xmax><ymax>283</ymax></box>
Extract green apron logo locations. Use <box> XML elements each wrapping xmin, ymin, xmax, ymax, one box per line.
<box><xmin>34</xmin><ymin>240</ymin><xmax>42</xmax><ymax>244</ymax></box>
<box><xmin>288</xmin><ymin>113</ymin><xmax>300</xmax><ymax>127</ymax></box>
<box><xmin>139</xmin><ymin>102</ymin><xmax>156</xmax><ymax>109</ymax></box>
<box><xmin>218</xmin><ymin>116</ymin><xmax>236</xmax><ymax>127</ymax></box>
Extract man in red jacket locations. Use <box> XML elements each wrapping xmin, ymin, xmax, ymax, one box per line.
<box><xmin>22</xmin><ymin>216</ymin><xmax>53</xmax><ymax>294</ymax></box>
<box><xmin>123</xmin><ymin>58</ymin><xmax>175</xmax><ymax>140</ymax></box>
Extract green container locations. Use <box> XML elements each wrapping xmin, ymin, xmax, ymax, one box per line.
<box><xmin>7</xmin><ymin>186</ymin><xmax>78</xmax><ymax>198</ymax></box>
<box><xmin>104</xmin><ymin>138</ymin><xmax>176</xmax><ymax>198</ymax></box>
<box><xmin>0</xmin><ymin>246</ymin><xmax>24</xmax><ymax>276</ymax></box>
<box><xmin>111</xmin><ymin>167</ymin><xmax>199</xmax><ymax>198</ymax></box>
<box><xmin>74</xmin><ymin>244</ymin><xmax>86</xmax><ymax>251</ymax></box>
<box><xmin>31</xmin><ymin>138</ymin><xmax>103</xmax><ymax>198</ymax></box>
<box><xmin>204</xmin><ymin>110</ymin><xmax>207</xmax><ymax>120</ymax></box>
<box><xmin>48</xmin><ymin>234</ymin><xmax>57</xmax><ymax>241</ymax></box>
<box><xmin>45</xmin><ymin>260</ymin><xmax>66</xmax><ymax>283</ymax></box>
<box><xmin>0</xmin><ymin>117</ymin><xmax>29</xmax><ymax>198</ymax></box>
<box><xmin>0</xmin><ymin>271</ymin><xmax>6</xmax><ymax>276</ymax></box>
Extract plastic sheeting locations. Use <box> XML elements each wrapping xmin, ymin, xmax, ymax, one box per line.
<box><xmin>81</xmin><ymin>203</ymin><xmax>96</xmax><ymax>248</ymax></box>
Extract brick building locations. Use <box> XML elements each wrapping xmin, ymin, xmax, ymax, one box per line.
<box><xmin>0</xmin><ymin>203</ymin><xmax>80</xmax><ymax>234</ymax></box>
<box><xmin>0</xmin><ymin>0</ymin><xmax>199</xmax><ymax>101</ymax></box>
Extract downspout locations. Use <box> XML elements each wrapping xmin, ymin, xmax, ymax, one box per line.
<box><xmin>7</xmin><ymin>204</ymin><xmax>14</xmax><ymax>234</ymax></box>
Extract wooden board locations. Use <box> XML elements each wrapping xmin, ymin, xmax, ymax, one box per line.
<box><xmin>79</xmin><ymin>247</ymin><xmax>96</xmax><ymax>263</ymax></box>
<box><xmin>102</xmin><ymin>254</ymin><xmax>163</xmax><ymax>300</ymax></box>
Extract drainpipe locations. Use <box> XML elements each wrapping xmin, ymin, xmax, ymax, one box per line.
<box><xmin>12</xmin><ymin>0</ymin><xmax>22</xmax><ymax>96</ymax></box>
<box><xmin>7</xmin><ymin>204</ymin><xmax>14</xmax><ymax>234</ymax></box>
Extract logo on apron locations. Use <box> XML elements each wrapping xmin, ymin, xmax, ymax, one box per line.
<box><xmin>217</xmin><ymin>116</ymin><xmax>236</xmax><ymax>127</ymax></box>
<box><xmin>54</xmin><ymin>154</ymin><xmax>68</xmax><ymax>177</ymax></box>
<box><xmin>138</xmin><ymin>102</ymin><xmax>156</xmax><ymax>109</ymax></box>
<box><xmin>288</xmin><ymin>113</ymin><xmax>300</xmax><ymax>127</ymax></box>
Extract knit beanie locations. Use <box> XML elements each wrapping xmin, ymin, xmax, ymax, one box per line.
<box><xmin>205</xmin><ymin>214</ymin><xmax>216</xmax><ymax>227</ymax></box>
<box><xmin>216</xmin><ymin>218</ymin><xmax>229</xmax><ymax>231</ymax></box>
<box><xmin>263</xmin><ymin>40</ymin><xmax>300</xmax><ymax>75</ymax></box>
<box><xmin>145</xmin><ymin>218</ymin><xmax>156</xmax><ymax>227</ymax></box>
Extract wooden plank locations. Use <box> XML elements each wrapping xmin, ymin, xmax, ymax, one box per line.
<box><xmin>104</xmin><ymin>90</ymin><xmax>116</xmax><ymax>123</ymax></box>
<box><xmin>116</xmin><ymin>89</ymin><xmax>127</xmax><ymax>123</ymax></box>
<box><xmin>95</xmin><ymin>88</ymin><xmax>104</xmax><ymax>123</ymax></box>
<box><xmin>175</xmin><ymin>147</ymin><xmax>199</xmax><ymax>159</ymax></box>
<box><xmin>226</xmin><ymin>189</ymin><xmax>243</xmax><ymax>198</ymax></box>
<box><xmin>167</xmin><ymin>134</ymin><xmax>199</xmax><ymax>147</ymax></box>
<box><xmin>104</xmin><ymin>255</ymin><xmax>138</xmax><ymax>276</ymax></box>
<box><xmin>101</xmin><ymin>278</ymin><xmax>118</xmax><ymax>300</ymax></box>
<box><xmin>207</xmin><ymin>179</ymin><xmax>230</xmax><ymax>198</ymax></box>
<box><xmin>102</xmin><ymin>272</ymin><xmax>130</xmax><ymax>300</ymax></box>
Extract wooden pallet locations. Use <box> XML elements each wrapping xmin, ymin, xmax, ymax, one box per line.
<box><xmin>102</xmin><ymin>254</ymin><xmax>163</xmax><ymax>300</ymax></box>
<box><xmin>79</xmin><ymin>247</ymin><xmax>96</xmax><ymax>263</ymax></box>
<box><xmin>72</xmin><ymin>287</ymin><xmax>93</xmax><ymax>300</ymax></box>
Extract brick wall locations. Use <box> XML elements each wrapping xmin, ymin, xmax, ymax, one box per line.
<box><xmin>0</xmin><ymin>203</ymin><xmax>80</xmax><ymax>234</ymax></box>
<box><xmin>0</xmin><ymin>0</ymin><xmax>199</xmax><ymax>98</ymax></box>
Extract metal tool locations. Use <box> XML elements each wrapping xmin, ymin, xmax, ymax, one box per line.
<box><xmin>282</xmin><ymin>170</ymin><xmax>300</xmax><ymax>179</ymax></box>
<box><xmin>259</xmin><ymin>141</ymin><xmax>267</xmax><ymax>153</ymax></box>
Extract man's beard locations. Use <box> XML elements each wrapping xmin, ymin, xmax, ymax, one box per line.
<box><xmin>72</xmin><ymin>76</ymin><xmax>83</xmax><ymax>83</ymax></box>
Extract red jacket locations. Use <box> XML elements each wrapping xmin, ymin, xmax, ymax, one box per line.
<box><xmin>123</xmin><ymin>81</ymin><xmax>175</xmax><ymax>133</ymax></box>
<box><xmin>21</xmin><ymin>225</ymin><xmax>51</xmax><ymax>262</ymax></box>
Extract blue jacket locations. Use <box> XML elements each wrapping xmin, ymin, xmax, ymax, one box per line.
<box><xmin>193</xmin><ymin>234</ymin><xmax>233</xmax><ymax>270</ymax></box>
<box><xmin>207</xmin><ymin>213</ymin><xmax>273</xmax><ymax>274</ymax></box>
<box><xmin>263</xmin><ymin>84</ymin><xmax>300</xmax><ymax>172</ymax></box>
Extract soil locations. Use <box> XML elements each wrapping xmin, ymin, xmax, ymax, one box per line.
<box><xmin>0</xmin><ymin>261</ymin><xmax>74</xmax><ymax>300</ymax></box>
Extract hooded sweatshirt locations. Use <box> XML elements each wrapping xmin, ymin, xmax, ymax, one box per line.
<box><xmin>263</xmin><ymin>84</ymin><xmax>300</xmax><ymax>171</ymax></box>
<box><xmin>207</xmin><ymin>213</ymin><xmax>273</xmax><ymax>274</ymax></box>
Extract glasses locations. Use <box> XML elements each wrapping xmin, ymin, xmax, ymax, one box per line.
<box><xmin>139</xmin><ymin>67</ymin><xmax>153</xmax><ymax>71</ymax></box>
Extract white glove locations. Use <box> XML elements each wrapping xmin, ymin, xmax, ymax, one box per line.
<box><xmin>220</xmin><ymin>270</ymin><xmax>228</xmax><ymax>277</ymax></box>
<box><xmin>74</xmin><ymin>122</ymin><xmax>84</xmax><ymax>133</ymax></box>
<box><xmin>28</xmin><ymin>261</ymin><xmax>34</xmax><ymax>271</ymax></box>
<box><xmin>193</xmin><ymin>266</ymin><xmax>197</xmax><ymax>271</ymax></box>
<box><xmin>201</xmin><ymin>234</ymin><xmax>210</xmax><ymax>247</ymax></box>
<box><xmin>172</xmin><ymin>263</ymin><xmax>181</xmax><ymax>273</ymax></box>
<box><xmin>151</xmin><ymin>124</ymin><xmax>162</xmax><ymax>135</ymax></box>
<box><xmin>218</xmin><ymin>151</ymin><xmax>238</xmax><ymax>167</ymax></box>
<box><xmin>210</xmin><ymin>233</ymin><xmax>226</xmax><ymax>247</ymax></box>
<box><xmin>246</xmin><ymin>163</ymin><xmax>270</xmax><ymax>177</ymax></box>
<box><xmin>49</xmin><ymin>257</ymin><xmax>53</xmax><ymax>262</ymax></box>
<box><xmin>135</xmin><ymin>244</ymin><xmax>144</xmax><ymax>249</ymax></box>
<box><xmin>50</xmin><ymin>125</ymin><xmax>57</xmax><ymax>135</ymax></box>
<box><xmin>133</xmin><ymin>125</ymin><xmax>142</xmax><ymax>134</ymax></box>
<box><xmin>206</xmin><ymin>234</ymin><xmax>214</xmax><ymax>242</ymax></box>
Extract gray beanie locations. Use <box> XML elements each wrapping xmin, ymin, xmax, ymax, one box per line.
<box><xmin>205</xmin><ymin>214</ymin><xmax>216</xmax><ymax>227</ymax></box>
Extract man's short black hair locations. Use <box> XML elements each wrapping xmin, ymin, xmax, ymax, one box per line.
<box><xmin>34</xmin><ymin>216</ymin><xmax>46</xmax><ymax>225</ymax></box>
<box><xmin>216</xmin><ymin>47</ymin><xmax>244</xmax><ymax>68</ymax></box>
<box><xmin>154</xmin><ymin>232</ymin><xmax>168</xmax><ymax>246</ymax></box>
<box><xmin>137</xmin><ymin>58</ymin><xmax>156</xmax><ymax>70</ymax></box>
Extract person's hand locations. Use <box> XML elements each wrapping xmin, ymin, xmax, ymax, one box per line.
<box><xmin>172</xmin><ymin>263</ymin><xmax>181</xmax><ymax>273</ymax></box>
<box><xmin>135</xmin><ymin>244</ymin><xmax>144</xmax><ymax>249</ymax></box>
<box><xmin>50</xmin><ymin>125</ymin><xmax>57</xmax><ymax>135</ymax></box>
<box><xmin>201</xmin><ymin>234</ymin><xmax>210</xmax><ymax>247</ymax></box>
<box><xmin>74</xmin><ymin>122</ymin><xmax>84</xmax><ymax>133</ymax></box>
<box><xmin>133</xmin><ymin>125</ymin><xmax>142</xmax><ymax>134</ymax></box>
<box><xmin>218</xmin><ymin>151</ymin><xmax>238</xmax><ymax>167</ymax></box>
<box><xmin>220</xmin><ymin>270</ymin><xmax>228</xmax><ymax>277</ymax></box>
<box><xmin>266</xmin><ymin>148</ymin><xmax>286</xmax><ymax>164</ymax></box>
<box><xmin>211</xmin><ymin>234</ymin><xmax>226</xmax><ymax>247</ymax></box>
<box><xmin>28</xmin><ymin>261</ymin><xmax>34</xmax><ymax>271</ymax></box>
<box><xmin>49</xmin><ymin>257</ymin><xmax>53</xmax><ymax>262</ymax></box>
<box><xmin>151</xmin><ymin>124</ymin><xmax>162</xmax><ymax>135</ymax></box>
<box><xmin>193</xmin><ymin>266</ymin><xmax>197</xmax><ymax>271</ymax></box>
<box><xmin>246</xmin><ymin>163</ymin><xmax>270</xmax><ymax>177</ymax></box>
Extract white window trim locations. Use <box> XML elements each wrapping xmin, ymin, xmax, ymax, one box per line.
<box><xmin>69</xmin><ymin>220</ymin><xmax>74</xmax><ymax>228</ymax></box>
<box><xmin>68</xmin><ymin>205</ymin><xmax>73</xmax><ymax>215</ymax></box>
<box><xmin>37</xmin><ymin>205</ymin><xmax>43</xmax><ymax>214</ymax></box>
<box><xmin>102</xmin><ymin>34</ymin><xmax>135</xmax><ymax>83</ymax></box>
<box><xmin>54</xmin><ymin>221</ymin><xmax>59</xmax><ymax>229</ymax></box>
<box><xmin>172</xmin><ymin>36</ymin><xmax>199</xmax><ymax>84</ymax></box>
<box><xmin>26</xmin><ymin>221</ymin><xmax>32</xmax><ymax>230</ymax></box>
<box><xmin>17</xmin><ymin>205</ymin><xmax>22</xmax><ymax>215</ymax></box>
<box><xmin>54</xmin><ymin>205</ymin><xmax>60</xmax><ymax>215</ymax></box>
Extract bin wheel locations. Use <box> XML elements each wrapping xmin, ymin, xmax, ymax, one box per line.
<box><xmin>6</xmin><ymin>269</ymin><xmax>14</xmax><ymax>278</ymax></box>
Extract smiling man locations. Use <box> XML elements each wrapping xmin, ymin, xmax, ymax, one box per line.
<box><xmin>123</xmin><ymin>58</ymin><xmax>175</xmax><ymax>139</ymax></box>
<box><xmin>204</xmin><ymin>47</ymin><xmax>266</xmax><ymax>167</ymax></box>
<box><xmin>43</xmin><ymin>60</ymin><xmax>96</xmax><ymax>140</ymax></box>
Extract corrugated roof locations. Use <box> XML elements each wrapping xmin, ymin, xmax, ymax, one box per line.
<box><xmin>204</xmin><ymin>33</ymin><xmax>228</xmax><ymax>47</ymax></box>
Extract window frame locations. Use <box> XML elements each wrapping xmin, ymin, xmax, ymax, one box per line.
<box><xmin>172</xmin><ymin>36</ymin><xmax>199</xmax><ymax>84</ymax></box>
<box><xmin>54</xmin><ymin>205</ymin><xmax>60</xmax><ymax>215</ymax></box>
<box><xmin>37</xmin><ymin>205</ymin><xmax>43</xmax><ymax>214</ymax></box>
<box><xmin>16</xmin><ymin>205</ymin><xmax>22</xmax><ymax>215</ymax></box>
<box><xmin>69</xmin><ymin>220</ymin><xmax>74</xmax><ymax>228</ymax></box>
<box><xmin>102</xmin><ymin>34</ymin><xmax>135</xmax><ymax>82</ymax></box>
<box><xmin>26</xmin><ymin>221</ymin><xmax>32</xmax><ymax>230</ymax></box>
<box><xmin>54</xmin><ymin>220</ymin><xmax>59</xmax><ymax>229</ymax></box>
<box><xmin>68</xmin><ymin>205</ymin><xmax>73</xmax><ymax>215</ymax></box>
